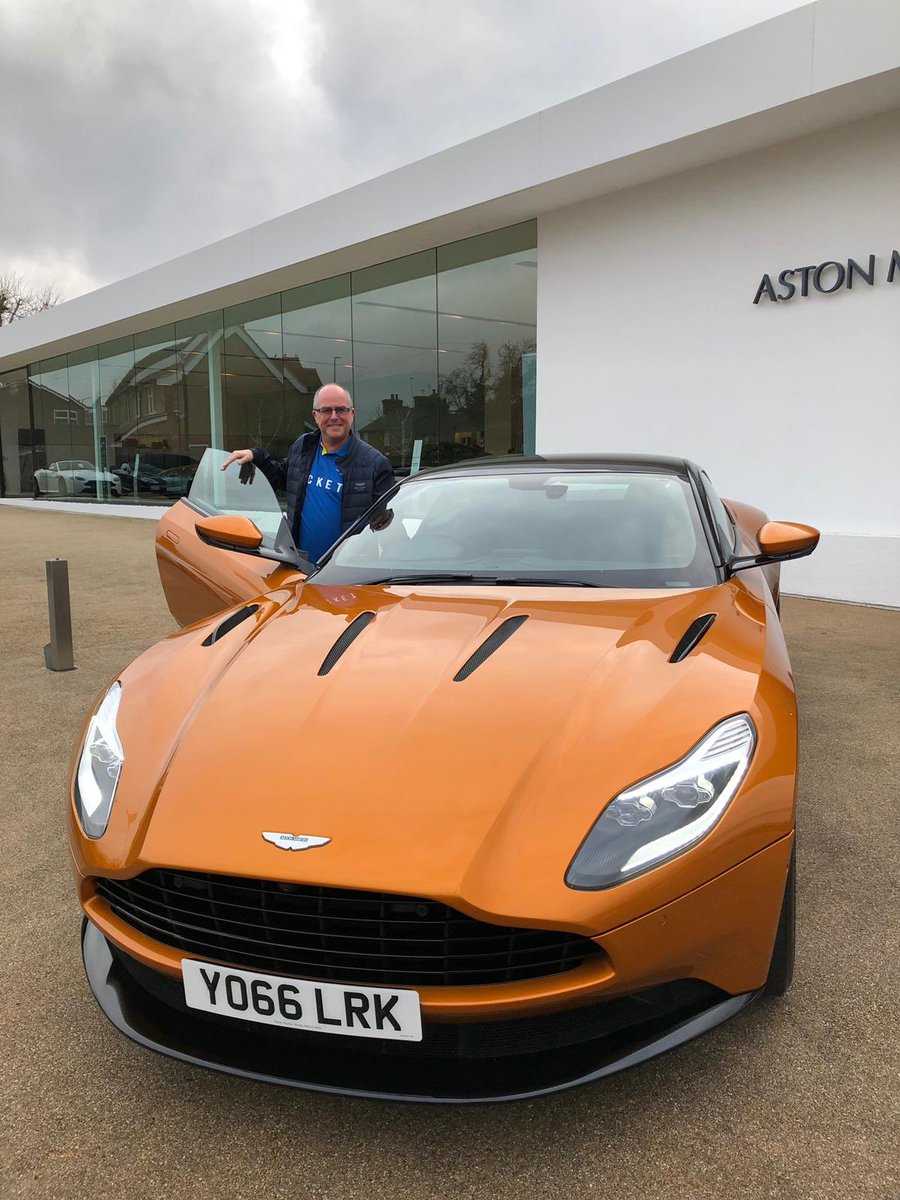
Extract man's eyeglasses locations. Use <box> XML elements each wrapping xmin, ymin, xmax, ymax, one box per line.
<box><xmin>314</xmin><ymin>406</ymin><xmax>352</xmax><ymax>416</ymax></box>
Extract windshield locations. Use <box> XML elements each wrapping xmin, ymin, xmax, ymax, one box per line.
<box><xmin>312</xmin><ymin>469</ymin><xmax>717</xmax><ymax>588</ymax></box>
<box><xmin>187</xmin><ymin>448</ymin><xmax>297</xmax><ymax>555</ymax></box>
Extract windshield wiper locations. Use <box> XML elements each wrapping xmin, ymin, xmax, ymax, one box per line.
<box><xmin>492</xmin><ymin>576</ymin><xmax>605</xmax><ymax>587</ymax></box>
<box><xmin>360</xmin><ymin>573</ymin><xmax>478</xmax><ymax>585</ymax></box>
<box><xmin>357</xmin><ymin>573</ymin><xmax>604</xmax><ymax>587</ymax></box>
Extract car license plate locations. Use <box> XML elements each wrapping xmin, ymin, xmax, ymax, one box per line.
<box><xmin>182</xmin><ymin>959</ymin><xmax>422</xmax><ymax>1041</ymax></box>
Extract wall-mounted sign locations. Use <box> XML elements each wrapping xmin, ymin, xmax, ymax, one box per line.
<box><xmin>753</xmin><ymin>250</ymin><xmax>899</xmax><ymax>304</ymax></box>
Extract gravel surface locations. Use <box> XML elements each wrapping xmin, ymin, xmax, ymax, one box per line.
<box><xmin>1</xmin><ymin>506</ymin><xmax>897</xmax><ymax>1200</ymax></box>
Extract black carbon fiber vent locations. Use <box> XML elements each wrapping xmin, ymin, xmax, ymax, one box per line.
<box><xmin>454</xmin><ymin>615</ymin><xmax>529</xmax><ymax>682</ymax></box>
<box><xmin>669</xmin><ymin>613</ymin><xmax>716</xmax><ymax>663</ymax></box>
<box><xmin>202</xmin><ymin>604</ymin><xmax>260</xmax><ymax>646</ymax></box>
<box><xmin>317</xmin><ymin>611</ymin><xmax>376</xmax><ymax>676</ymax></box>
<box><xmin>96</xmin><ymin>870</ymin><xmax>601</xmax><ymax>988</ymax></box>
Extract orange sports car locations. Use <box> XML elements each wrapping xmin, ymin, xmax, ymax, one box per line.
<box><xmin>69</xmin><ymin>450</ymin><xmax>819</xmax><ymax>1102</ymax></box>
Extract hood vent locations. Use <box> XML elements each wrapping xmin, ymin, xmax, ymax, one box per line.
<box><xmin>202</xmin><ymin>604</ymin><xmax>260</xmax><ymax>646</ymax></box>
<box><xmin>454</xmin><ymin>614</ymin><xmax>529</xmax><ymax>682</ymax></box>
<box><xmin>318</xmin><ymin>611</ymin><xmax>376</xmax><ymax>676</ymax></box>
<box><xmin>669</xmin><ymin>613</ymin><xmax>717</xmax><ymax>663</ymax></box>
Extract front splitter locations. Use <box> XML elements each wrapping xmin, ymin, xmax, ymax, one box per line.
<box><xmin>83</xmin><ymin>919</ymin><xmax>759</xmax><ymax>1104</ymax></box>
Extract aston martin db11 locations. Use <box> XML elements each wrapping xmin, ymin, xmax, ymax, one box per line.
<box><xmin>70</xmin><ymin>449</ymin><xmax>819</xmax><ymax>1101</ymax></box>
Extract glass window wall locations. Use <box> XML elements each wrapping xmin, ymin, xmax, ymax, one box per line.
<box><xmin>98</xmin><ymin>336</ymin><xmax>138</xmax><ymax>499</ymax></box>
<box><xmin>176</xmin><ymin>311</ymin><xmax>223</xmax><ymax>463</ymax></box>
<box><xmin>0</xmin><ymin>367</ymin><xmax>33</xmax><ymax>496</ymax></box>
<box><xmin>115</xmin><ymin>324</ymin><xmax>185</xmax><ymax>498</ymax></box>
<box><xmin>0</xmin><ymin>220</ymin><xmax>536</xmax><ymax>500</ymax></box>
<box><xmin>282</xmin><ymin>275</ymin><xmax>352</xmax><ymax>460</ymax></box>
<box><xmin>223</xmin><ymin>296</ymin><xmax>285</xmax><ymax>466</ymax></box>
<box><xmin>28</xmin><ymin>356</ymin><xmax>74</xmax><ymax>493</ymax></box>
<box><xmin>437</xmin><ymin>225</ymin><xmax>537</xmax><ymax>461</ymax></box>
<box><xmin>352</xmin><ymin>251</ymin><xmax>438</xmax><ymax>471</ymax></box>
<box><xmin>64</xmin><ymin>346</ymin><xmax>108</xmax><ymax>498</ymax></box>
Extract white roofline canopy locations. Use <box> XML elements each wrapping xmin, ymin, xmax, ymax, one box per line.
<box><xmin>2</xmin><ymin>0</ymin><xmax>899</xmax><ymax>373</ymax></box>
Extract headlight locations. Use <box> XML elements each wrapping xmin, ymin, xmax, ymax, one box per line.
<box><xmin>566</xmin><ymin>714</ymin><xmax>756</xmax><ymax>890</ymax></box>
<box><xmin>75</xmin><ymin>682</ymin><xmax>124</xmax><ymax>838</ymax></box>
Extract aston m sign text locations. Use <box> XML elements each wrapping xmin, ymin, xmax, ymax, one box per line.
<box><xmin>753</xmin><ymin>249</ymin><xmax>900</xmax><ymax>304</ymax></box>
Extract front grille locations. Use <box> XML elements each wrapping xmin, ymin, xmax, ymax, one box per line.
<box><xmin>96</xmin><ymin>870</ymin><xmax>602</xmax><ymax>988</ymax></box>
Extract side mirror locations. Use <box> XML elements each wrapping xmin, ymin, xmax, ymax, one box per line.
<box><xmin>195</xmin><ymin>514</ymin><xmax>264</xmax><ymax>552</ymax></box>
<box><xmin>757</xmin><ymin>521</ymin><xmax>820</xmax><ymax>557</ymax></box>
<box><xmin>728</xmin><ymin>521</ymin><xmax>820</xmax><ymax>575</ymax></box>
<box><xmin>195</xmin><ymin>513</ymin><xmax>313</xmax><ymax>572</ymax></box>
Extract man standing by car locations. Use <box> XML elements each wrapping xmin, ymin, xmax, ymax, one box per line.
<box><xmin>221</xmin><ymin>384</ymin><xmax>394</xmax><ymax>563</ymax></box>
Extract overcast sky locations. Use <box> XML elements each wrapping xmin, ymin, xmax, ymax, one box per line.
<box><xmin>0</xmin><ymin>0</ymin><xmax>809</xmax><ymax>301</ymax></box>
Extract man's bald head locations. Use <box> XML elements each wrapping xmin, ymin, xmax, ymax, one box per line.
<box><xmin>312</xmin><ymin>384</ymin><xmax>355</xmax><ymax>451</ymax></box>
<box><xmin>314</xmin><ymin>383</ymin><xmax>353</xmax><ymax>408</ymax></box>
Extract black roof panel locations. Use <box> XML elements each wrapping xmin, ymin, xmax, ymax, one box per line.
<box><xmin>412</xmin><ymin>453</ymin><xmax>695</xmax><ymax>479</ymax></box>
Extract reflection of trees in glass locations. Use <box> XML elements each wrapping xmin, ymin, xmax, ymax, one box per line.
<box><xmin>441</xmin><ymin>340</ymin><xmax>488</xmax><ymax>423</ymax></box>
<box><xmin>440</xmin><ymin>336</ymin><xmax>535</xmax><ymax>455</ymax></box>
<box><xmin>247</xmin><ymin>393</ymin><xmax>284</xmax><ymax>451</ymax></box>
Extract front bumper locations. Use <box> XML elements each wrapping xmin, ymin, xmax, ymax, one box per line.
<box><xmin>75</xmin><ymin>480</ymin><xmax>122</xmax><ymax>496</ymax></box>
<box><xmin>83</xmin><ymin>919</ymin><xmax>758</xmax><ymax>1103</ymax></box>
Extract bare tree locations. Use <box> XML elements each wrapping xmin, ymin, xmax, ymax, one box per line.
<box><xmin>441</xmin><ymin>340</ymin><xmax>491</xmax><ymax>419</ymax></box>
<box><xmin>0</xmin><ymin>272</ymin><xmax>62</xmax><ymax>326</ymax></box>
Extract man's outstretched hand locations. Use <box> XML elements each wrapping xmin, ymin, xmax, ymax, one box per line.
<box><xmin>221</xmin><ymin>449</ymin><xmax>255</xmax><ymax>484</ymax></box>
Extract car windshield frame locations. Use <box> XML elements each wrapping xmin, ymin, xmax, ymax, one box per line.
<box><xmin>310</xmin><ymin>464</ymin><xmax>720</xmax><ymax>590</ymax></box>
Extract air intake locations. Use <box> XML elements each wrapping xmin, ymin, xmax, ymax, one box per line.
<box><xmin>202</xmin><ymin>604</ymin><xmax>259</xmax><ymax>646</ymax></box>
<box><xmin>669</xmin><ymin>613</ymin><xmax>716</xmax><ymax>663</ymax></box>
<box><xmin>318</xmin><ymin>611</ymin><xmax>376</xmax><ymax>676</ymax></box>
<box><xmin>454</xmin><ymin>615</ymin><xmax>529</xmax><ymax>682</ymax></box>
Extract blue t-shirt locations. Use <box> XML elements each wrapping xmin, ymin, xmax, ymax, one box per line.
<box><xmin>300</xmin><ymin>441</ymin><xmax>348</xmax><ymax>561</ymax></box>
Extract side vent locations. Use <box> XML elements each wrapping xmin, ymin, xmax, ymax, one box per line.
<box><xmin>318</xmin><ymin>611</ymin><xmax>376</xmax><ymax>676</ymax></box>
<box><xmin>669</xmin><ymin>613</ymin><xmax>717</xmax><ymax>663</ymax></box>
<box><xmin>202</xmin><ymin>604</ymin><xmax>260</xmax><ymax>646</ymax></box>
<box><xmin>454</xmin><ymin>615</ymin><xmax>529</xmax><ymax>682</ymax></box>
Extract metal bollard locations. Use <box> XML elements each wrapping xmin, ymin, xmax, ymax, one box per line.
<box><xmin>44</xmin><ymin>558</ymin><xmax>76</xmax><ymax>671</ymax></box>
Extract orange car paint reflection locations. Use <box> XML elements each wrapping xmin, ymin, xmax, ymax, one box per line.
<box><xmin>757</xmin><ymin>521</ymin><xmax>820</xmax><ymax>557</ymax></box>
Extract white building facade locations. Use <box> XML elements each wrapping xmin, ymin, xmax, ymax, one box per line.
<box><xmin>1</xmin><ymin>0</ymin><xmax>898</xmax><ymax>605</ymax></box>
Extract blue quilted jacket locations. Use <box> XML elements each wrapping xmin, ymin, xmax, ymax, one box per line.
<box><xmin>252</xmin><ymin>431</ymin><xmax>394</xmax><ymax>553</ymax></box>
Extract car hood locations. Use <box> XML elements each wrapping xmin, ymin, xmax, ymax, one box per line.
<box><xmin>116</xmin><ymin>579</ymin><xmax>782</xmax><ymax>931</ymax></box>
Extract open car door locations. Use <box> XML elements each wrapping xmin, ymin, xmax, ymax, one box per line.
<box><xmin>156</xmin><ymin>449</ymin><xmax>306</xmax><ymax>626</ymax></box>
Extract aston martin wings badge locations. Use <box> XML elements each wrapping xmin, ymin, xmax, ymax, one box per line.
<box><xmin>262</xmin><ymin>832</ymin><xmax>331</xmax><ymax>851</ymax></box>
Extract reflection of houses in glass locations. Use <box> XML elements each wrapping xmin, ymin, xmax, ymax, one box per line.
<box><xmin>105</xmin><ymin>367</ymin><xmax>176</xmax><ymax>458</ymax></box>
<box><xmin>31</xmin><ymin>385</ymin><xmax>86</xmax><ymax>427</ymax></box>
<box><xmin>17</xmin><ymin>376</ymin><xmax>86</xmax><ymax>484</ymax></box>
<box><xmin>360</xmin><ymin>391</ymin><xmax>485</xmax><ymax>469</ymax></box>
<box><xmin>104</xmin><ymin>326</ymin><xmax>326</xmax><ymax>467</ymax></box>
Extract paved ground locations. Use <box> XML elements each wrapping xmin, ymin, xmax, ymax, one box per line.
<box><xmin>1</xmin><ymin>506</ymin><xmax>897</xmax><ymax>1200</ymax></box>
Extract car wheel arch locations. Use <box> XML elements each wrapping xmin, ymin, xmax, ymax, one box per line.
<box><xmin>764</xmin><ymin>843</ymin><xmax>795</xmax><ymax>996</ymax></box>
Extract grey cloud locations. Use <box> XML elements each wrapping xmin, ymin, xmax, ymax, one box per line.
<box><xmin>0</xmin><ymin>0</ymin><xmax>343</xmax><ymax>289</ymax></box>
<box><xmin>0</xmin><ymin>0</ymin><xmax>807</xmax><ymax>298</ymax></box>
<box><xmin>303</xmin><ymin>0</ymin><xmax>806</xmax><ymax>167</ymax></box>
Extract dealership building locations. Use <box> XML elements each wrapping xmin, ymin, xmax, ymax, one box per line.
<box><xmin>0</xmin><ymin>0</ymin><xmax>897</xmax><ymax>607</ymax></box>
